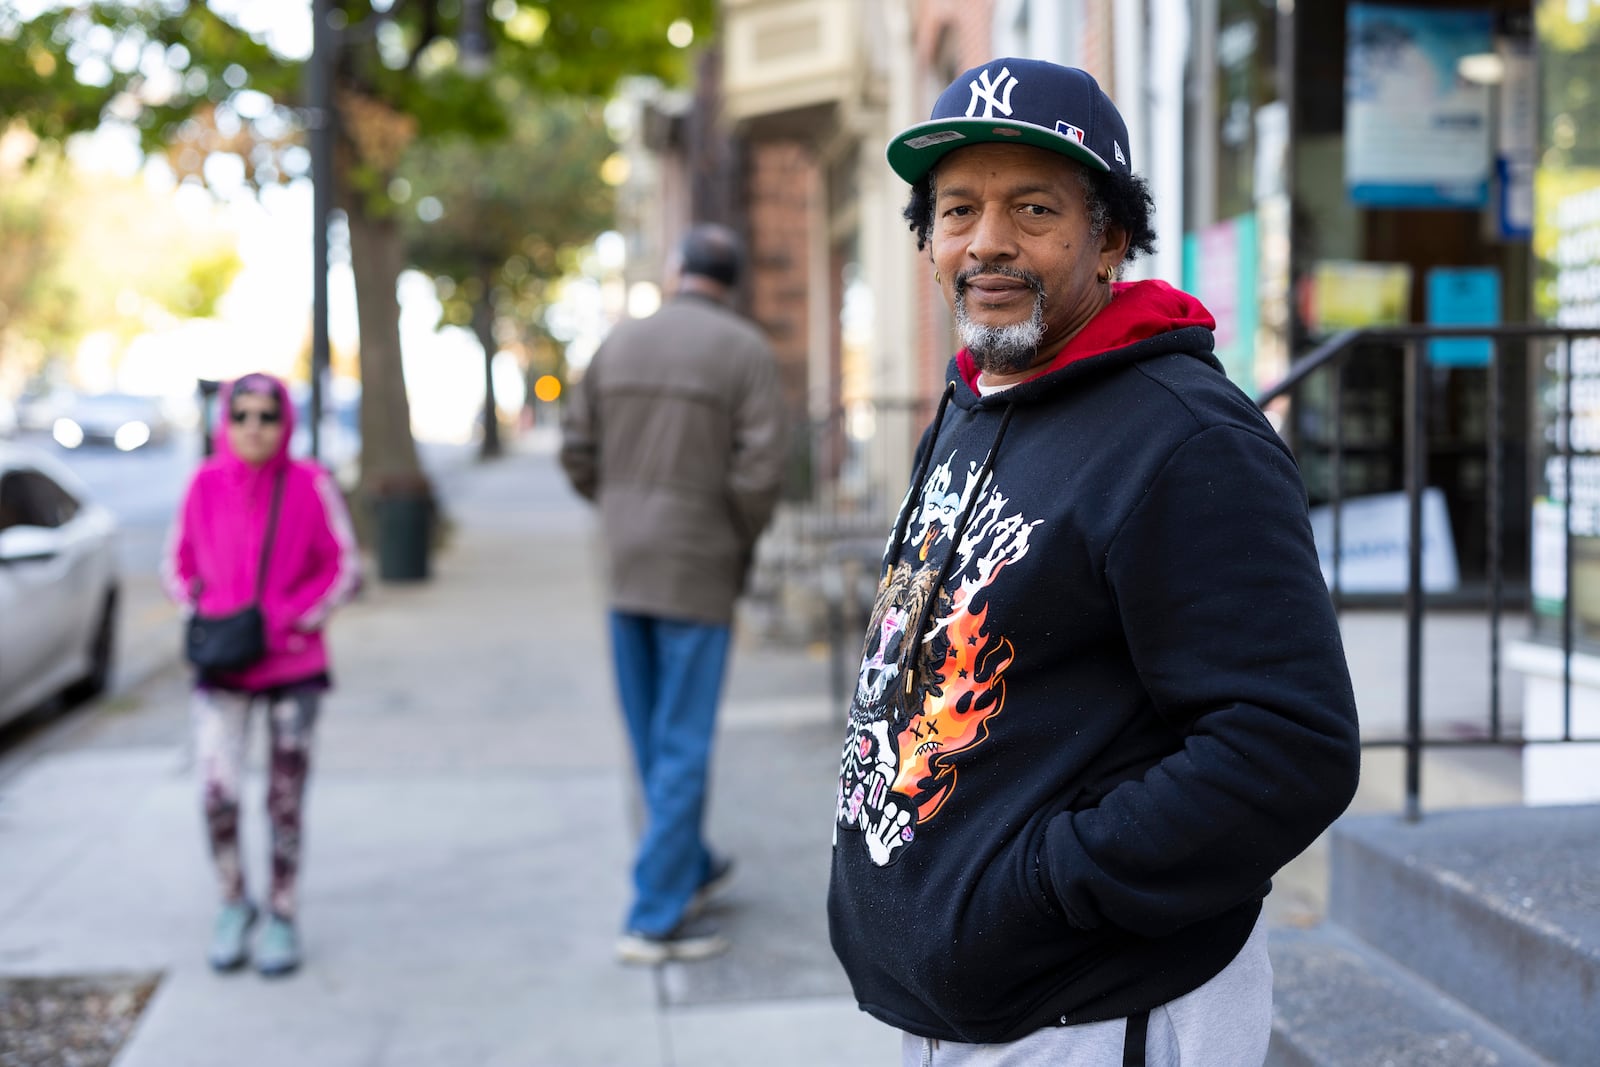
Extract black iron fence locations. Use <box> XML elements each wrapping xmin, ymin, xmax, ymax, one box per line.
<box><xmin>1258</xmin><ymin>324</ymin><xmax>1600</xmax><ymax>819</ymax></box>
<box><xmin>754</xmin><ymin>398</ymin><xmax>926</xmax><ymax>703</ymax></box>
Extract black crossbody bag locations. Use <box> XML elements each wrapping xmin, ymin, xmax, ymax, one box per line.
<box><xmin>185</xmin><ymin>469</ymin><xmax>285</xmax><ymax>676</ymax></box>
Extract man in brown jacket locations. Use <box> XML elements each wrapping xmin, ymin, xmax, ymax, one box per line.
<box><xmin>560</xmin><ymin>223</ymin><xmax>787</xmax><ymax>963</ymax></box>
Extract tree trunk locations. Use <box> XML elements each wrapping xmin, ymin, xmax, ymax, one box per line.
<box><xmin>473</xmin><ymin>269</ymin><xmax>501</xmax><ymax>460</ymax></box>
<box><xmin>345</xmin><ymin>200</ymin><xmax>426</xmax><ymax>498</ymax></box>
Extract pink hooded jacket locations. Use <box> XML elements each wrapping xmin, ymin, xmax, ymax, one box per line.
<box><xmin>162</xmin><ymin>374</ymin><xmax>361</xmax><ymax>690</ymax></box>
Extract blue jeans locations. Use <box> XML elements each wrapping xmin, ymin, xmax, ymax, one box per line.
<box><xmin>609</xmin><ymin>611</ymin><xmax>732</xmax><ymax>936</ymax></box>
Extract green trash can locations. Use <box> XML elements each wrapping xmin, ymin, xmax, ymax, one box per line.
<box><xmin>374</xmin><ymin>492</ymin><xmax>432</xmax><ymax>582</ymax></box>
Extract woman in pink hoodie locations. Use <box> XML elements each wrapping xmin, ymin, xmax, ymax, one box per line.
<box><xmin>162</xmin><ymin>373</ymin><xmax>360</xmax><ymax>977</ymax></box>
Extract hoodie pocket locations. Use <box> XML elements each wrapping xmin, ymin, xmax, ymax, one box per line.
<box><xmin>944</xmin><ymin>795</ymin><xmax>1091</xmax><ymax>967</ymax></box>
<box><xmin>1022</xmin><ymin>809</ymin><xmax>1067</xmax><ymax>924</ymax></box>
<box><xmin>924</xmin><ymin>811</ymin><xmax>1114</xmax><ymax>1035</ymax></box>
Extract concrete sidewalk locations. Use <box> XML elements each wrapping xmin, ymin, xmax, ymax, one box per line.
<box><xmin>0</xmin><ymin>435</ymin><xmax>897</xmax><ymax>1067</ymax></box>
<box><xmin>0</xmin><ymin>433</ymin><xmax>1525</xmax><ymax>1066</ymax></box>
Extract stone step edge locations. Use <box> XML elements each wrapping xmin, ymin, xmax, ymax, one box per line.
<box><xmin>1328</xmin><ymin>824</ymin><xmax>1600</xmax><ymax>1063</ymax></box>
<box><xmin>1267</xmin><ymin>924</ymin><xmax>1553</xmax><ymax>1067</ymax></box>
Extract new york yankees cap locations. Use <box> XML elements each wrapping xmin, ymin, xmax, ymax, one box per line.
<box><xmin>886</xmin><ymin>58</ymin><xmax>1132</xmax><ymax>185</ymax></box>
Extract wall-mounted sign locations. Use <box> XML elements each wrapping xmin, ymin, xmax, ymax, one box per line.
<box><xmin>1345</xmin><ymin>4</ymin><xmax>1494</xmax><ymax>208</ymax></box>
<box><xmin>1496</xmin><ymin>35</ymin><xmax>1536</xmax><ymax>238</ymax></box>
<box><xmin>1427</xmin><ymin>267</ymin><xmax>1501</xmax><ymax>366</ymax></box>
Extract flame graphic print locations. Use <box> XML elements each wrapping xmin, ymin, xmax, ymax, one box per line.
<box><xmin>893</xmin><ymin>576</ymin><xmax>1013</xmax><ymax>822</ymax></box>
<box><xmin>836</xmin><ymin>453</ymin><xmax>1038</xmax><ymax>866</ymax></box>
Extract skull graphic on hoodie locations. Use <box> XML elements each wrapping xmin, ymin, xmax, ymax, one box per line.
<box><xmin>835</xmin><ymin>451</ymin><xmax>1038</xmax><ymax>866</ymax></box>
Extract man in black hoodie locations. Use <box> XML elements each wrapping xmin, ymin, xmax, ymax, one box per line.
<box><xmin>828</xmin><ymin>59</ymin><xmax>1361</xmax><ymax>1066</ymax></box>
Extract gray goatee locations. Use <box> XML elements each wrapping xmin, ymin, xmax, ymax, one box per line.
<box><xmin>953</xmin><ymin>265</ymin><xmax>1046</xmax><ymax>376</ymax></box>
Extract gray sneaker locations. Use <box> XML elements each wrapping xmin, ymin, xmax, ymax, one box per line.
<box><xmin>254</xmin><ymin>915</ymin><xmax>301</xmax><ymax>977</ymax></box>
<box><xmin>207</xmin><ymin>900</ymin><xmax>257</xmax><ymax>972</ymax></box>
<box><xmin>616</xmin><ymin>918</ymin><xmax>728</xmax><ymax>966</ymax></box>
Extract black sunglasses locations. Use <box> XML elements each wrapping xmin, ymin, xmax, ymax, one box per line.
<box><xmin>230</xmin><ymin>409</ymin><xmax>281</xmax><ymax>426</ymax></box>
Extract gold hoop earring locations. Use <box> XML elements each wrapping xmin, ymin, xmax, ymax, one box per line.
<box><xmin>934</xmin><ymin>269</ymin><xmax>942</xmax><ymax>284</ymax></box>
<box><xmin>1096</xmin><ymin>268</ymin><xmax>1109</xmax><ymax>284</ymax></box>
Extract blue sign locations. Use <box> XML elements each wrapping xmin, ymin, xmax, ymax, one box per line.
<box><xmin>1427</xmin><ymin>267</ymin><xmax>1500</xmax><ymax>366</ymax></box>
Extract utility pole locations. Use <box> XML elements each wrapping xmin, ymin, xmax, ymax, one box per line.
<box><xmin>306</xmin><ymin>2</ymin><xmax>485</xmax><ymax>465</ymax></box>
<box><xmin>308</xmin><ymin>0</ymin><xmax>335</xmax><ymax>462</ymax></box>
<box><xmin>460</xmin><ymin>0</ymin><xmax>489</xmax><ymax>77</ymax></box>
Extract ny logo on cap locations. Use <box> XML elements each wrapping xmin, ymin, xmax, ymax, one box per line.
<box><xmin>966</xmin><ymin>67</ymin><xmax>1018</xmax><ymax>119</ymax></box>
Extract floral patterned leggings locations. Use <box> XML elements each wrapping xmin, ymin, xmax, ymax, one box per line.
<box><xmin>192</xmin><ymin>687</ymin><xmax>320</xmax><ymax>919</ymax></box>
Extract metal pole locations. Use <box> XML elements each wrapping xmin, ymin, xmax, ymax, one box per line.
<box><xmin>460</xmin><ymin>0</ymin><xmax>490</xmax><ymax>76</ymax></box>
<box><xmin>1331</xmin><ymin>364</ymin><xmax>1345</xmax><ymax>610</ymax></box>
<box><xmin>308</xmin><ymin>0</ymin><xmax>334</xmax><ymax>463</ymax></box>
<box><xmin>1563</xmin><ymin>335</ymin><xmax>1575</xmax><ymax>742</ymax></box>
<box><xmin>1488</xmin><ymin>340</ymin><xmax>1503</xmax><ymax>740</ymax></box>
<box><xmin>1403</xmin><ymin>341</ymin><xmax>1426</xmax><ymax>822</ymax></box>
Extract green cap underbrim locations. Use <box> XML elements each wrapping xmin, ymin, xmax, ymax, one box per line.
<box><xmin>885</xmin><ymin>117</ymin><xmax>1111</xmax><ymax>185</ymax></box>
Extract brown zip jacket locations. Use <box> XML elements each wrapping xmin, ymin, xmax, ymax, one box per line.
<box><xmin>559</xmin><ymin>293</ymin><xmax>787</xmax><ymax>625</ymax></box>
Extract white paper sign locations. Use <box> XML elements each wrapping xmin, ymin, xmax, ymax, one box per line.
<box><xmin>1309</xmin><ymin>488</ymin><xmax>1461</xmax><ymax>593</ymax></box>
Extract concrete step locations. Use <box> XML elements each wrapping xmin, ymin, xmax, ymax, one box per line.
<box><xmin>1268</xmin><ymin>925</ymin><xmax>1552</xmax><ymax>1067</ymax></box>
<box><xmin>1328</xmin><ymin>805</ymin><xmax>1600</xmax><ymax>1066</ymax></box>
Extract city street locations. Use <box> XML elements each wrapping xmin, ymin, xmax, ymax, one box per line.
<box><xmin>0</xmin><ymin>428</ymin><xmax>1528</xmax><ymax>1065</ymax></box>
<box><xmin>4</xmin><ymin>1</ymin><xmax>1593</xmax><ymax>1060</ymax></box>
<box><xmin>0</xmin><ymin>432</ymin><xmax>895</xmax><ymax>1066</ymax></box>
<box><xmin>0</xmin><ymin>430</ymin><xmax>476</xmax><ymax>781</ymax></box>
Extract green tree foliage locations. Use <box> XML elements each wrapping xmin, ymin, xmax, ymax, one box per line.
<box><xmin>51</xmin><ymin>167</ymin><xmax>243</xmax><ymax>337</ymax></box>
<box><xmin>0</xmin><ymin>144</ymin><xmax>70</xmax><ymax>374</ymax></box>
<box><xmin>0</xmin><ymin>5</ymin><xmax>135</xmax><ymax>140</ymax></box>
<box><xmin>399</xmin><ymin>95</ymin><xmax>616</xmax><ymax>456</ymax></box>
<box><xmin>0</xmin><ymin>0</ymin><xmax>714</xmax><ymax>497</ymax></box>
<box><xmin>0</xmin><ymin>137</ymin><xmax>240</xmax><ymax>380</ymax></box>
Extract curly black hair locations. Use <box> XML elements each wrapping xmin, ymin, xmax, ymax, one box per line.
<box><xmin>901</xmin><ymin>162</ymin><xmax>1157</xmax><ymax>262</ymax></box>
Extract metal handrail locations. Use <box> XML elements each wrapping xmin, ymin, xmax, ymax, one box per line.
<box><xmin>1259</xmin><ymin>324</ymin><xmax>1600</xmax><ymax>820</ymax></box>
<box><xmin>1256</xmin><ymin>323</ymin><xmax>1600</xmax><ymax>407</ymax></box>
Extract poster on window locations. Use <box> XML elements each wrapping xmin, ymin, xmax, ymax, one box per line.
<box><xmin>1181</xmin><ymin>214</ymin><xmax>1258</xmax><ymax>393</ymax></box>
<box><xmin>1345</xmin><ymin>4</ymin><xmax>1493</xmax><ymax>207</ymax></box>
<box><xmin>1301</xmin><ymin>260</ymin><xmax>1413</xmax><ymax>337</ymax></box>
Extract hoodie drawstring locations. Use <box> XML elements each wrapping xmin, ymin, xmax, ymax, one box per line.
<box><xmin>900</xmin><ymin>393</ymin><xmax>1017</xmax><ymax>698</ymax></box>
<box><xmin>885</xmin><ymin>381</ymin><xmax>956</xmax><ymax>565</ymax></box>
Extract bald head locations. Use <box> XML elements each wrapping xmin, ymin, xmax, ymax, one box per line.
<box><xmin>677</xmin><ymin>223</ymin><xmax>743</xmax><ymax>288</ymax></box>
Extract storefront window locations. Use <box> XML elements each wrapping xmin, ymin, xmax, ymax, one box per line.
<box><xmin>1215</xmin><ymin>0</ymin><xmax>1274</xmax><ymax>220</ymax></box>
<box><xmin>1532</xmin><ymin>0</ymin><xmax>1600</xmax><ymax>640</ymax></box>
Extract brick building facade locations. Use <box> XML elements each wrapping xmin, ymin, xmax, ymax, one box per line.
<box><xmin>906</xmin><ymin>0</ymin><xmax>996</xmax><ymax>401</ymax></box>
<box><xmin>745</xmin><ymin>141</ymin><xmax>820</xmax><ymax>419</ymax></box>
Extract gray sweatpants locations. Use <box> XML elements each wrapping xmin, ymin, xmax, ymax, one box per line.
<box><xmin>901</xmin><ymin>915</ymin><xmax>1272</xmax><ymax>1067</ymax></box>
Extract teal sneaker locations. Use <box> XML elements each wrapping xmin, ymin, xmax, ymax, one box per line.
<box><xmin>207</xmin><ymin>900</ymin><xmax>257</xmax><ymax>972</ymax></box>
<box><xmin>254</xmin><ymin>915</ymin><xmax>301</xmax><ymax>977</ymax></box>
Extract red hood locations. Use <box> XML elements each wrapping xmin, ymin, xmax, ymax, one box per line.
<box><xmin>956</xmin><ymin>279</ymin><xmax>1216</xmax><ymax>393</ymax></box>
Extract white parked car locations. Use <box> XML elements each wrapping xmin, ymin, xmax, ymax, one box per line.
<box><xmin>0</xmin><ymin>443</ymin><xmax>120</xmax><ymax>726</ymax></box>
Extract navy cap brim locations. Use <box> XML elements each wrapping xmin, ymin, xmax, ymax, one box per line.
<box><xmin>886</xmin><ymin>117</ymin><xmax>1111</xmax><ymax>185</ymax></box>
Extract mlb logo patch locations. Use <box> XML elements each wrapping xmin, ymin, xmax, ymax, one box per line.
<box><xmin>1056</xmin><ymin>122</ymin><xmax>1085</xmax><ymax>144</ymax></box>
